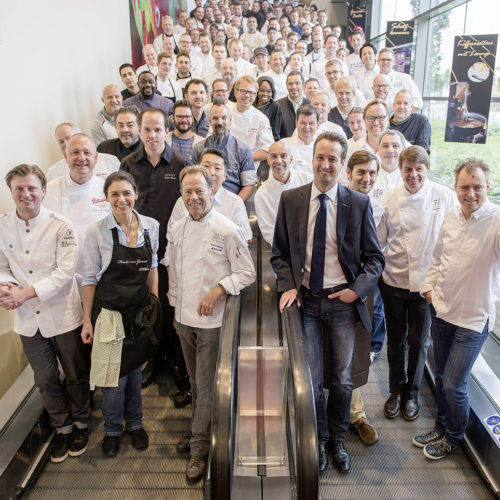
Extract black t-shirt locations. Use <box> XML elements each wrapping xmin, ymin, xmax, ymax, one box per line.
<box><xmin>97</xmin><ymin>138</ymin><xmax>143</xmax><ymax>161</ymax></box>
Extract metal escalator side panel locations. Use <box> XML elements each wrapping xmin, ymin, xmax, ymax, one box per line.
<box><xmin>282</xmin><ymin>306</ymin><xmax>319</xmax><ymax>500</ymax></box>
<box><xmin>206</xmin><ymin>294</ymin><xmax>241</xmax><ymax>500</ymax></box>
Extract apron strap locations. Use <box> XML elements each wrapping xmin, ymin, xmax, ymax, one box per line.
<box><xmin>111</xmin><ymin>227</ymin><xmax>119</xmax><ymax>245</ymax></box>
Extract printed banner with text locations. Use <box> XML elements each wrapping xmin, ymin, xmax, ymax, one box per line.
<box><xmin>445</xmin><ymin>34</ymin><xmax>498</xmax><ymax>144</ymax></box>
<box><xmin>347</xmin><ymin>3</ymin><xmax>367</xmax><ymax>53</ymax></box>
<box><xmin>385</xmin><ymin>21</ymin><xmax>415</xmax><ymax>74</ymax></box>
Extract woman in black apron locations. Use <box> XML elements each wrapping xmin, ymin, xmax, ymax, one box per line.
<box><xmin>81</xmin><ymin>171</ymin><xmax>161</xmax><ymax>457</ymax></box>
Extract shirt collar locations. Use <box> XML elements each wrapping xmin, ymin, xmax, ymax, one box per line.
<box><xmin>106</xmin><ymin>209</ymin><xmax>144</xmax><ymax>231</ymax></box>
<box><xmin>15</xmin><ymin>206</ymin><xmax>46</xmax><ymax>227</ymax></box>
<box><xmin>135</xmin><ymin>141</ymin><xmax>172</xmax><ymax>163</ymax></box>
<box><xmin>64</xmin><ymin>171</ymin><xmax>95</xmax><ymax>188</ymax></box>
<box><xmin>311</xmin><ymin>182</ymin><xmax>338</xmax><ymax>203</ymax></box>
<box><xmin>269</xmin><ymin>170</ymin><xmax>293</xmax><ymax>187</ymax></box>
<box><xmin>188</xmin><ymin>207</ymin><xmax>216</xmax><ymax>222</ymax></box>
<box><xmin>212</xmin><ymin>187</ymin><xmax>224</xmax><ymax>206</ymax></box>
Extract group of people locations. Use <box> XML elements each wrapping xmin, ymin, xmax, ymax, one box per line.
<box><xmin>0</xmin><ymin>0</ymin><xmax>498</xmax><ymax>489</ymax></box>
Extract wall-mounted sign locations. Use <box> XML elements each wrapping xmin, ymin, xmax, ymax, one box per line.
<box><xmin>445</xmin><ymin>34</ymin><xmax>498</xmax><ymax>144</ymax></box>
<box><xmin>385</xmin><ymin>21</ymin><xmax>415</xmax><ymax>75</ymax></box>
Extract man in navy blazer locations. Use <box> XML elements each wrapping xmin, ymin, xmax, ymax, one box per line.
<box><xmin>271</xmin><ymin>131</ymin><xmax>384</xmax><ymax>474</ymax></box>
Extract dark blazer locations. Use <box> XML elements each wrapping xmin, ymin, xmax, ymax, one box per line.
<box><xmin>271</xmin><ymin>182</ymin><xmax>384</xmax><ymax>331</ymax></box>
<box><xmin>277</xmin><ymin>96</ymin><xmax>310</xmax><ymax>139</ymax></box>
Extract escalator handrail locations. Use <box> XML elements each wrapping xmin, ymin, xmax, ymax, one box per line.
<box><xmin>206</xmin><ymin>293</ymin><xmax>241</xmax><ymax>500</ymax></box>
<box><xmin>282</xmin><ymin>304</ymin><xmax>319</xmax><ymax>500</ymax></box>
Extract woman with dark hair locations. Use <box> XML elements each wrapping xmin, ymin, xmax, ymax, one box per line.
<box><xmin>81</xmin><ymin>170</ymin><xmax>161</xmax><ymax>458</ymax></box>
<box><xmin>255</xmin><ymin>76</ymin><xmax>282</xmax><ymax>141</ymax></box>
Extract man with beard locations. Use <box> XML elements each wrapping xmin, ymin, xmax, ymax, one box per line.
<box><xmin>123</xmin><ymin>71</ymin><xmax>173</xmax><ymax>116</ymax></box>
<box><xmin>193</xmin><ymin>101</ymin><xmax>257</xmax><ymax>201</ymax></box>
<box><xmin>166</xmin><ymin>100</ymin><xmax>205</xmax><ymax>164</ymax></box>
<box><xmin>97</xmin><ymin>107</ymin><xmax>143</xmax><ymax>161</ymax></box>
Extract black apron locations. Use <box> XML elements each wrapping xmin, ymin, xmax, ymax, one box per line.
<box><xmin>92</xmin><ymin>227</ymin><xmax>162</xmax><ymax>377</ymax></box>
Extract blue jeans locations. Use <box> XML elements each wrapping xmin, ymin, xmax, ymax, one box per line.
<box><xmin>301</xmin><ymin>295</ymin><xmax>356</xmax><ymax>445</ymax></box>
<box><xmin>431</xmin><ymin>308</ymin><xmax>488</xmax><ymax>445</ymax></box>
<box><xmin>370</xmin><ymin>285</ymin><xmax>386</xmax><ymax>353</ymax></box>
<box><xmin>102</xmin><ymin>366</ymin><xmax>143</xmax><ymax>436</ymax></box>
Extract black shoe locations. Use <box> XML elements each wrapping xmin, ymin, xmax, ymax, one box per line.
<box><xmin>402</xmin><ymin>398</ymin><xmax>419</xmax><ymax>421</ymax></box>
<box><xmin>69</xmin><ymin>426</ymin><xmax>88</xmax><ymax>457</ymax></box>
<box><xmin>329</xmin><ymin>440</ymin><xmax>351</xmax><ymax>472</ymax></box>
<box><xmin>142</xmin><ymin>360</ymin><xmax>156</xmax><ymax>388</ymax></box>
<box><xmin>318</xmin><ymin>444</ymin><xmax>328</xmax><ymax>473</ymax></box>
<box><xmin>384</xmin><ymin>392</ymin><xmax>401</xmax><ymax>419</ymax></box>
<box><xmin>129</xmin><ymin>428</ymin><xmax>149</xmax><ymax>450</ymax></box>
<box><xmin>102</xmin><ymin>435</ymin><xmax>120</xmax><ymax>457</ymax></box>
<box><xmin>176</xmin><ymin>434</ymin><xmax>191</xmax><ymax>454</ymax></box>
<box><xmin>174</xmin><ymin>390</ymin><xmax>192</xmax><ymax>408</ymax></box>
<box><xmin>50</xmin><ymin>433</ymin><xmax>70</xmax><ymax>463</ymax></box>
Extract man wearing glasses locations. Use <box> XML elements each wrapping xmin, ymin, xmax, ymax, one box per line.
<box><xmin>377</xmin><ymin>48</ymin><xmax>423</xmax><ymax>111</ymax></box>
<box><xmin>228</xmin><ymin>76</ymin><xmax>274</xmax><ymax>163</ymax></box>
<box><xmin>166</xmin><ymin>100</ymin><xmax>205</xmax><ymax>164</ymax></box>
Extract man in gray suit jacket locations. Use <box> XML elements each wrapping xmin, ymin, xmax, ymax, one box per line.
<box><xmin>277</xmin><ymin>71</ymin><xmax>310</xmax><ymax>139</ymax></box>
<box><xmin>271</xmin><ymin>131</ymin><xmax>384</xmax><ymax>474</ymax></box>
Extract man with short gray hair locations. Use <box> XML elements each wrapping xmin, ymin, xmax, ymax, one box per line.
<box><xmin>168</xmin><ymin>165</ymin><xmax>255</xmax><ymax>483</ymax></box>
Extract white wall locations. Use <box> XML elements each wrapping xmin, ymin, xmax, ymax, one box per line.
<box><xmin>0</xmin><ymin>0</ymin><xmax>132</xmax><ymax>213</ymax></box>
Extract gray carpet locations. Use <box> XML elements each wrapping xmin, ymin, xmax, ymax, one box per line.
<box><xmin>319</xmin><ymin>351</ymin><xmax>494</xmax><ymax>500</ymax></box>
<box><xmin>24</xmin><ymin>370</ymin><xmax>202</xmax><ymax>500</ymax></box>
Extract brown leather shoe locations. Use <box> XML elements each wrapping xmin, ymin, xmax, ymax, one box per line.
<box><xmin>353</xmin><ymin>417</ymin><xmax>380</xmax><ymax>445</ymax></box>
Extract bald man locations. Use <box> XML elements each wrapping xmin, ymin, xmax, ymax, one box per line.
<box><xmin>89</xmin><ymin>84</ymin><xmax>122</xmax><ymax>146</ymax></box>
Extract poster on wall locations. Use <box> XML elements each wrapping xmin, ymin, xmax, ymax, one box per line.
<box><xmin>347</xmin><ymin>2</ymin><xmax>367</xmax><ymax>53</ymax></box>
<box><xmin>129</xmin><ymin>0</ymin><xmax>187</xmax><ymax>70</ymax></box>
<box><xmin>385</xmin><ymin>21</ymin><xmax>415</xmax><ymax>74</ymax></box>
<box><xmin>445</xmin><ymin>34</ymin><xmax>498</xmax><ymax>144</ymax></box>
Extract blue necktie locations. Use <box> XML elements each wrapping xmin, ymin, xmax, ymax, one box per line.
<box><xmin>310</xmin><ymin>193</ymin><xmax>327</xmax><ymax>295</ymax></box>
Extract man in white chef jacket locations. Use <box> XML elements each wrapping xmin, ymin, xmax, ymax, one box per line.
<box><xmin>0</xmin><ymin>164</ymin><xmax>91</xmax><ymax>464</ymax></box>
<box><xmin>255</xmin><ymin>140</ymin><xmax>312</xmax><ymax>245</ymax></box>
<box><xmin>377</xmin><ymin>146</ymin><xmax>457</xmax><ymax>423</ymax></box>
<box><xmin>44</xmin><ymin>134</ymin><xmax>110</xmax><ymax>280</ymax></box>
<box><xmin>168</xmin><ymin>165</ymin><xmax>255</xmax><ymax>484</ymax></box>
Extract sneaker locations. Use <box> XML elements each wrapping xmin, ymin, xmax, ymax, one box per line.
<box><xmin>50</xmin><ymin>432</ymin><xmax>70</xmax><ymax>463</ymax></box>
<box><xmin>129</xmin><ymin>428</ymin><xmax>149</xmax><ymax>450</ymax></box>
<box><xmin>412</xmin><ymin>429</ymin><xmax>443</xmax><ymax>448</ymax></box>
<box><xmin>69</xmin><ymin>426</ymin><xmax>89</xmax><ymax>456</ymax></box>
<box><xmin>370</xmin><ymin>351</ymin><xmax>380</xmax><ymax>363</ymax></box>
<box><xmin>102</xmin><ymin>435</ymin><xmax>120</xmax><ymax>457</ymax></box>
<box><xmin>174</xmin><ymin>390</ymin><xmax>192</xmax><ymax>408</ymax></box>
<box><xmin>186</xmin><ymin>453</ymin><xmax>207</xmax><ymax>484</ymax></box>
<box><xmin>423</xmin><ymin>437</ymin><xmax>457</xmax><ymax>460</ymax></box>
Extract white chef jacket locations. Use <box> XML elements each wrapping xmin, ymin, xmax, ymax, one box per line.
<box><xmin>234</xmin><ymin>58</ymin><xmax>256</xmax><ymax>78</ymax></box>
<box><xmin>385</xmin><ymin>70</ymin><xmax>423</xmax><ymax>110</ymax></box>
<box><xmin>290</xmin><ymin>121</ymin><xmax>346</xmax><ymax>141</ymax></box>
<box><xmin>347</xmin><ymin>53</ymin><xmax>363</xmax><ymax>75</ymax></box>
<box><xmin>227</xmin><ymin>102</ymin><xmax>274</xmax><ymax>155</ymax></box>
<box><xmin>305</xmin><ymin>49</ymin><xmax>325</xmax><ymax>65</ymax></box>
<box><xmin>197</xmin><ymin>52</ymin><xmax>216</xmax><ymax>75</ymax></box>
<box><xmin>203</xmin><ymin>66</ymin><xmax>223</xmax><ymax>94</ymax></box>
<box><xmin>371</xmin><ymin>167</ymin><xmax>403</xmax><ymax>200</ymax></box>
<box><xmin>44</xmin><ymin>173</ymin><xmax>110</xmax><ymax>274</ymax></box>
<box><xmin>284</xmin><ymin>135</ymin><xmax>314</xmax><ymax>174</ymax></box>
<box><xmin>0</xmin><ymin>208</ymin><xmax>82</xmax><ymax>337</ymax></box>
<box><xmin>421</xmin><ymin>201</ymin><xmax>500</xmax><ymax>333</ymax></box>
<box><xmin>354</xmin><ymin>65</ymin><xmax>380</xmax><ymax>100</ymax></box>
<box><xmin>157</xmin><ymin>75</ymin><xmax>184</xmax><ymax>102</ymax></box>
<box><xmin>81</xmin><ymin>210</ymin><xmax>159</xmax><ymax>286</ymax></box>
<box><xmin>260</xmin><ymin>69</ymin><xmax>287</xmax><ymax>99</ymax></box>
<box><xmin>309</xmin><ymin>57</ymin><xmax>349</xmax><ymax>90</ymax></box>
<box><xmin>370</xmin><ymin>197</ymin><xmax>383</xmax><ymax>228</ymax></box>
<box><xmin>377</xmin><ymin>179</ymin><xmax>458</xmax><ymax>292</ymax></box>
<box><xmin>255</xmin><ymin>169</ymin><xmax>313</xmax><ymax>245</ymax></box>
<box><xmin>165</xmin><ymin>186</ymin><xmax>253</xmax><ymax>260</ymax></box>
<box><xmin>46</xmin><ymin>153</ymin><xmax>120</xmax><ymax>182</ymax></box>
<box><xmin>240</xmin><ymin>31</ymin><xmax>267</xmax><ymax>52</ymax></box>
<box><xmin>167</xmin><ymin>209</ymin><xmax>255</xmax><ymax>328</ymax></box>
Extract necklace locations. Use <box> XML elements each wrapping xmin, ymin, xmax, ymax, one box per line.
<box><xmin>119</xmin><ymin>212</ymin><xmax>135</xmax><ymax>243</ymax></box>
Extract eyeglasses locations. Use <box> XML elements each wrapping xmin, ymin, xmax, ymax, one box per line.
<box><xmin>237</xmin><ymin>88</ymin><xmax>257</xmax><ymax>96</ymax></box>
<box><xmin>366</xmin><ymin>115</ymin><xmax>387</xmax><ymax>122</ymax></box>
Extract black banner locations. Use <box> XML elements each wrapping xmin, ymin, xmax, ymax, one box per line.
<box><xmin>385</xmin><ymin>21</ymin><xmax>415</xmax><ymax>74</ymax></box>
<box><xmin>445</xmin><ymin>34</ymin><xmax>498</xmax><ymax>144</ymax></box>
<box><xmin>347</xmin><ymin>2</ymin><xmax>367</xmax><ymax>52</ymax></box>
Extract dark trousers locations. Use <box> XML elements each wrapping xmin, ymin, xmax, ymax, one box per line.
<box><xmin>158</xmin><ymin>264</ymin><xmax>190</xmax><ymax>391</ymax></box>
<box><xmin>379</xmin><ymin>281</ymin><xmax>431</xmax><ymax>400</ymax></box>
<box><xmin>301</xmin><ymin>295</ymin><xmax>356</xmax><ymax>444</ymax></box>
<box><xmin>20</xmin><ymin>326</ymin><xmax>91</xmax><ymax>433</ymax></box>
